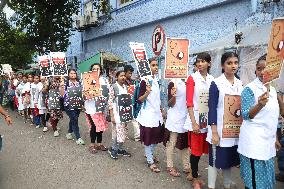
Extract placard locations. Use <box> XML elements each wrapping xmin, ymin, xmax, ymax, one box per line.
<box><xmin>50</xmin><ymin>52</ymin><xmax>68</xmax><ymax>76</ymax></box>
<box><xmin>152</xmin><ymin>25</ymin><xmax>166</xmax><ymax>56</ymax></box>
<box><xmin>117</xmin><ymin>94</ymin><xmax>133</xmax><ymax>123</ymax></box>
<box><xmin>222</xmin><ymin>95</ymin><xmax>243</xmax><ymax>139</ymax></box>
<box><xmin>263</xmin><ymin>18</ymin><xmax>284</xmax><ymax>84</ymax></box>
<box><xmin>129</xmin><ymin>42</ymin><xmax>152</xmax><ymax>78</ymax></box>
<box><xmin>31</xmin><ymin>88</ymin><xmax>39</xmax><ymax>103</ymax></box>
<box><xmin>198</xmin><ymin>90</ymin><xmax>209</xmax><ymax>129</ymax></box>
<box><xmin>164</xmin><ymin>38</ymin><xmax>189</xmax><ymax>79</ymax></box>
<box><xmin>101</xmin><ymin>85</ymin><xmax>109</xmax><ymax>98</ymax></box>
<box><xmin>39</xmin><ymin>55</ymin><xmax>52</xmax><ymax>77</ymax></box>
<box><xmin>94</xmin><ymin>96</ymin><xmax>107</xmax><ymax>112</ymax></box>
<box><xmin>67</xmin><ymin>86</ymin><xmax>83</xmax><ymax>110</ymax></box>
<box><xmin>82</xmin><ymin>71</ymin><xmax>101</xmax><ymax>100</ymax></box>
<box><xmin>48</xmin><ymin>89</ymin><xmax>61</xmax><ymax>109</ymax></box>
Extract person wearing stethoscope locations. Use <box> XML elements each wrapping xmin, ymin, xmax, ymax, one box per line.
<box><xmin>238</xmin><ymin>54</ymin><xmax>284</xmax><ymax>189</ymax></box>
<box><xmin>207</xmin><ymin>52</ymin><xmax>243</xmax><ymax>189</ymax></box>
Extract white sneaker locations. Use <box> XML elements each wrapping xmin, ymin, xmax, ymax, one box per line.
<box><xmin>43</xmin><ymin>127</ymin><xmax>48</xmax><ymax>132</ymax></box>
<box><xmin>54</xmin><ymin>130</ymin><xmax>59</xmax><ymax>137</ymax></box>
<box><xmin>46</xmin><ymin>122</ymin><xmax>52</xmax><ymax>127</ymax></box>
<box><xmin>35</xmin><ymin>125</ymin><xmax>40</xmax><ymax>129</ymax></box>
<box><xmin>66</xmin><ymin>133</ymin><xmax>73</xmax><ymax>140</ymax></box>
<box><xmin>76</xmin><ymin>138</ymin><xmax>85</xmax><ymax>145</ymax></box>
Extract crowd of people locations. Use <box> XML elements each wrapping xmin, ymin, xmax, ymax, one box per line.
<box><xmin>0</xmin><ymin>51</ymin><xmax>284</xmax><ymax>189</ymax></box>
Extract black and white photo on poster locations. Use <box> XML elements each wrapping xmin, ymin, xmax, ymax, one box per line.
<box><xmin>67</xmin><ymin>86</ymin><xmax>83</xmax><ymax>110</ymax></box>
<box><xmin>48</xmin><ymin>89</ymin><xmax>61</xmax><ymax>109</ymax></box>
<box><xmin>94</xmin><ymin>96</ymin><xmax>107</xmax><ymax>112</ymax></box>
<box><xmin>39</xmin><ymin>55</ymin><xmax>52</xmax><ymax>77</ymax></box>
<box><xmin>31</xmin><ymin>88</ymin><xmax>39</xmax><ymax>102</ymax></box>
<box><xmin>50</xmin><ymin>52</ymin><xmax>67</xmax><ymax>76</ymax></box>
<box><xmin>101</xmin><ymin>85</ymin><xmax>109</xmax><ymax>99</ymax></box>
<box><xmin>117</xmin><ymin>94</ymin><xmax>133</xmax><ymax>123</ymax></box>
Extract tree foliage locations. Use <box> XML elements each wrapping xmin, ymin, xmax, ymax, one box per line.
<box><xmin>0</xmin><ymin>10</ymin><xmax>35</xmax><ymax>68</ymax></box>
<box><xmin>8</xmin><ymin>0</ymin><xmax>80</xmax><ymax>53</ymax></box>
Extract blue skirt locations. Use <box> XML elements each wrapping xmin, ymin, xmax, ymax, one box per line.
<box><xmin>209</xmin><ymin>144</ymin><xmax>239</xmax><ymax>169</ymax></box>
<box><xmin>240</xmin><ymin>154</ymin><xmax>275</xmax><ymax>189</ymax></box>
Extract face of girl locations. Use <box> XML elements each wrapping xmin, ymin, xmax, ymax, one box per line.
<box><xmin>34</xmin><ymin>76</ymin><xmax>40</xmax><ymax>83</ymax></box>
<box><xmin>28</xmin><ymin>75</ymin><xmax>33</xmax><ymax>82</ymax></box>
<box><xmin>117</xmin><ymin>72</ymin><xmax>126</xmax><ymax>84</ymax></box>
<box><xmin>92</xmin><ymin>65</ymin><xmax>101</xmax><ymax>76</ymax></box>
<box><xmin>68</xmin><ymin>70</ymin><xmax>77</xmax><ymax>80</ymax></box>
<box><xmin>22</xmin><ymin>76</ymin><xmax>27</xmax><ymax>83</ymax></box>
<box><xmin>196</xmin><ymin>58</ymin><xmax>210</xmax><ymax>73</ymax></box>
<box><xmin>40</xmin><ymin>77</ymin><xmax>46</xmax><ymax>83</ymax></box>
<box><xmin>256</xmin><ymin>60</ymin><xmax>266</xmax><ymax>82</ymax></box>
<box><xmin>150</xmin><ymin>60</ymin><xmax>158</xmax><ymax>75</ymax></box>
<box><xmin>222</xmin><ymin>57</ymin><xmax>239</xmax><ymax>75</ymax></box>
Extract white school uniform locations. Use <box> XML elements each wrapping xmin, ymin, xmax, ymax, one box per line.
<box><xmin>16</xmin><ymin>82</ymin><xmax>25</xmax><ymax>111</ymax></box>
<box><xmin>136</xmin><ymin>76</ymin><xmax>163</xmax><ymax>128</ymax></box>
<box><xmin>184</xmin><ymin>72</ymin><xmax>214</xmax><ymax>133</ymax></box>
<box><xmin>238</xmin><ymin>78</ymin><xmax>279</xmax><ymax>161</ymax></box>
<box><xmin>23</xmin><ymin>82</ymin><xmax>31</xmax><ymax>109</ymax></box>
<box><xmin>165</xmin><ymin>79</ymin><xmax>187</xmax><ymax>133</ymax></box>
<box><xmin>206</xmin><ymin>74</ymin><xmax>243</xmax><ymax>147</ymax></box>
<box><xmin>85</xmin><ymin>77</ymin><xmax>110</xmax><ymax>115</ymax></box>
<box><xmin>37</xmin><ymin>82</ymin><xmax>46</xmax><ymax>114</ymax></box>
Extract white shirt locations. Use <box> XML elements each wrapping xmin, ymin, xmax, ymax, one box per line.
<box><xmin>184</xmin><ymin>72</ymin><xmax>214</xmax><ymax>133</ymax></box>
<box><xmin>165</xmin><ymin>79</ymin><xmax>188</xmax><ymax>133</ymax></box>
<box><xmin>238</xmin><ymin>78</ymin><xmax>279</xmax><ymax>160</ymax></box>
<box><xmin>30</xmin><ymin>83</ymin><xmax>41</xmax><ymax>108</ymax></box>
<box><xmin>16</xmin><ymin>82</ymin><xmax>25</xmax><ymax>111</ymax></box>
<box><xmin>136</xmin><ymin>76</ymin><xmax>163</xmax><ymax>128</ymax></box>
<box><xmin>37</xmin><ymin>82</ymin><xmax>46</xmax><ymax>110</ymax></box>
<box><xmin>206</xmin><ymin>74</ymin><xmax>243</xmax><ymax>147</ymax></box>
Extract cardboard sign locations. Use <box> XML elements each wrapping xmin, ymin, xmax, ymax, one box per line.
<box><xmin>222</xmin><ymin>95</ymin><xmax>243</xmax><ymax>139</ymax></box>
<box><xmin>164</xmin><ymin>38</ymin><xmax>189</xmax><ymax>79</ymax></box>
<box><xmin>94</xmin><ymin>96</ymin><xmax>107</xmax><ymax>112</ymax></box>
<box><xmin>67</xmin><ymin>86</ymin><xmax>83</xmax><ymax>110</ymax></box>
<box><xmin>152</xmin><ymin>25</ymin><xmax>166</xmax><ymax>56</ymax></box>
<box><xmin>129</xmin><ymin>42</ymin><xmax>152</xmax><ymax>78</ymax></box>
<box><xmin>50</xmin><ymin>52</ymin><xmax>68</xmax><ymax>76</ymax></box>
<box><xmin>117</xmin><ymin>94</ymin><xmax>133</xmax><ymax>123</ymax></box>
<box><xmin>264</xmin><ymin>18</ymin><xmax>284</xmax><ymax>84</ymax></box>
<box><xmin>82</xmin><ymin>71</ymin><xmax>101</xmax><ymax>100</ymax></box>
<box><xmin>39</xmin><ymin>55</ymin><xmax>52</xmax><ymax>77</ymax></box>
<box><xmin>198</xmin><ymin>90</ymin><xmax>209</xmax><ymax>129</ymax></box>
<box><xmin>48</xmin><ymin>89</ymin><xmax>61</xmax><ymax>109</ymax></box>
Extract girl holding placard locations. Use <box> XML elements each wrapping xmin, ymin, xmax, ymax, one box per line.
<box><xmin>184</xmin><ymin>52</ymin><xmax>214</xmax><ymax>188</ymax></box>
<box><xmin>207</xmin><ymin>52</ymin><xmax>243</xmax><ymax>189</ymax></box>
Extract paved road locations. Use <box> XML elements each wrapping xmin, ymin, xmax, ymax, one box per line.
<box><xmin>0</xmin><ymin>111</ymin><xmax>283</xmax><ymax>189</ymax></box>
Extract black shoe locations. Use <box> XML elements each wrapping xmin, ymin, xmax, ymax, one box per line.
<box><xmin>110</xmin><ymin>149</ymin><xmax>118</xmax><ymax>159</ymax></box>
<box><xmin>276</xmin><ymin>173</ymin><xmax>284</xmax><ymax>182</ymax></box>
<box><xmin>117</xmin><ymin>149</ymin><xmax>131</xmax><ymax>157</ymax></box>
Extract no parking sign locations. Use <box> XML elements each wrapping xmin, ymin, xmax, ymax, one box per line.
<box><xmin>152</xmin><ymin>25</ymin><xmax>166</xmax><ymax>56</ymax></box>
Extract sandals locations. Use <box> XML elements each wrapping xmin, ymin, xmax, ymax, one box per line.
<box><xmin>148</xmin><ymin>163</ymin><xmax>161</xmax><ymax>173</ymax></box>
<box><xmin>88</xmin><ymin>146</ymin><xmax>98</xmax><ymax>154</ymax></box>
<box><xmin>183</xmin><ymin>168</ymin><xmax>192</xmax><ymax>174</ymax></box>
<box><xmin>167</xmin><ymin>167</ymin><xmax>181</xmax><ymax>177</ymax></box>
<box><xmin>144</xmin><ymin>155</ymin><xmax>159</xmax><ymax>163</ymax></box>
<box><xmin>96</xmin><ymin>144</ymin><xmax>107</xmax><ymax>151</ymax></box>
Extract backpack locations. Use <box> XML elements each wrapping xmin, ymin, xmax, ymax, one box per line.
<box><xmin>132</xmin><ymin>80</ymin><xmax>146</xmax><ymax>119</ymax></box>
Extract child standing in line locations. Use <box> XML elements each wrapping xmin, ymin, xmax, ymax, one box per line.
<box><xmin>30</xmin><ymin>75</ymin><xmax>41</xmax><ymax>128</ymax></box>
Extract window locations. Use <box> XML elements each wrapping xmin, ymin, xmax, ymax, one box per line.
<box><xmin>119</xmin><ymin>0</ymin><xmax>137</xmax><ymax>7</ymax></box>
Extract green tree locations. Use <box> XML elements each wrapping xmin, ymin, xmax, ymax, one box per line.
<box><xmin>8</xmin><ymin>0</ymin><xmax>81</xmax><ymax>53</ymax></box>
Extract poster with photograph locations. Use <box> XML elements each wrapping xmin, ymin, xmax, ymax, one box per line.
<box><xmin>198</xmin><ymin>90</ymin><xmax>209</xmax><ymax>129</ymax></box>
<box><xmin>82</xmin><ymin>71</ymin><xmax>101</xmax><ymax>100</ymax></box>
<box><xmin>48</xmin><ymin>89</ymin><xmax>61</xmax><ymax>109</ymax></box>
<box><xmin>50</xmin><ymin>52</ymin><xmax>68</xmax><ymax>76</ymax></box>
<box><xmin>101</xmin><ymin>85</ymin><xmax>109</xmax><ymax>99</ymax></box>
<box><xmin>263</xmin><ymin>18</ymin><xmax>284</xmax><ymax>84</ymax></box>
<box><xmin>127</xmin><ymin>85</ymin><xmax>135</xmax><ymax>96</ymax></box>
<box><xmin>164</xmin><ymin>38</ymin><xmax>189</xmax><ymax>79</ymax></box>
<box><xmin>94</xmin><ymin>96</ymin><xmax>107</xmax><ymax>112</ymax></box>
<box><xmin>39</xmin><ymin>55</ymin><xmax>52</xmax><ymax>77</ymax></box>
<box><xmin>67</xmin><ymin>86</ymin><xmax>83</xmax><ymax>110</ymax></box>
<box><xmin>117</xmin><ymin>94</ymin><xmax>133</xmax><ymax>123</ymax></box>
<box><xmin>129</xmin><ymin>42</ymin><xmax>152</xmax><ymax>78</ymax></box>
<box><xmin>222</xmin><ymin>95</ymin><xmax>243</xmax><ymax>139</ymax></box>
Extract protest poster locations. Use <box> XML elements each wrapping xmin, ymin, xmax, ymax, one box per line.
<box><xmin>117</xmin><ymin>94</ymin><xmax>133</xmax><ymax>123</ymax></box>
<box><xmin>48</xmin><ymin>89</ymin><xmax>61</xmax><ymax>109</ymax></box>
<box><xmin>164</xmin><ymin>38</ymin><xmax>189</xmax><ymax>79</ymax></box>
<box><xmin>127</xmin><ymin>85</ymin><xmax>135</xmax><ymax>96</ymax></box>
<box><xmin>39</xmin><ymin>55</ymin><xmax>52</xmax><ymax>77</ymax></box>
<box><xmin>67</xmin><ymin>86</ymin><xmax>83</xmax><ymax>110</ymax></box>
<box><xmin>82</xmin><ymin>70</ymin><xmax>101</xmax><ymax>100</ymax></box>
<box><xmin>50</xmin><ymin>52</ymin><xmax>68</xmax><ymax>76</ymax></box>
<box><xmin>101</xmin><ymin>85</ymin><xmax>109</xmax><ymax>99</ymax></box>
<box><xmin>94</xmin><ymin>96</ymin><xmax>107</xmax><ymax>112</ymax></box>
<box><xmin>129</xmin><ymin>42</ymin><xmax>152</xmax><ymax>78</ymax></box>
<box><xmin>222</xmin><ymin>95</ymin><xmax>243</xmax><ymax>139</ymax></box>
<box><xmin>263</xmin><ymin>18</ymin><xmax>284</xmax><ymax>84</ymax></box>
<box><xmin>1</xmin><ymin>64</ymin><xmax>13</xmax><ymax>77</ymax></box>
<box><xmin>31</xmin><ymin>88</ymin><xmax>39</xmax><ymax>103</ymax></box>
<box><xmin>198</xmin><ymin>90</ymin><xmax>209</xmax><ymax>129</ymax></box>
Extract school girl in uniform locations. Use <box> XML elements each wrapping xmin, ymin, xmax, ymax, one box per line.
<box><xmin>136</xmin><ymin>58</ymin><xmax>164</xmax><ymax>173</ymax></box>
<box><xmin>184</xmin><ymin>52</ymin><xmax>214</xmax><ymax>188</ymax></box>
<box><xmin>238</xmin><ymin>55</ymin><xmax>284</xmax><ymax>189</ymax></box>
<box><xmin>38</xmin><ymin>76</ymin><xmax>49</xmax><ymax>132</ymax></box>
<box><xmin>16</xmin><ymin>77</ymin><xmax>25</xmax><ymax>116</ymax></box>
<box><xmin>207</xmin><ymin>52</ymin><xmax>243</xmax><ymax>189</ymax></box>
<box><xmin>85</xmin><ymin>64</ymin><xmax>109</xmax><ymax>154</ymax></box>
<box><xmin>59</xmin><ymin>69</ymin><xmax>85</xmax><ymax>145</ymax></box>
<box><xmin>164</xmin><ymin>78</ymin><xmax>190</xmax><ymax>177</ymax></box>
<box><xmin>108</xmin><ymin>70</ymin><xmax>131</xmax><ymax>159</ymax></box>
<box><xmin>22</xmin><ymin>75</ymin><xmax>31</xmax><ymax>123</ymax></box>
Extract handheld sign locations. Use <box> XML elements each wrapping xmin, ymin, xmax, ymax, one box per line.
<box><xmin>152</xmin><ymin>25</ymin><xmax>166</xmax><ymax>56</ymax></box>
